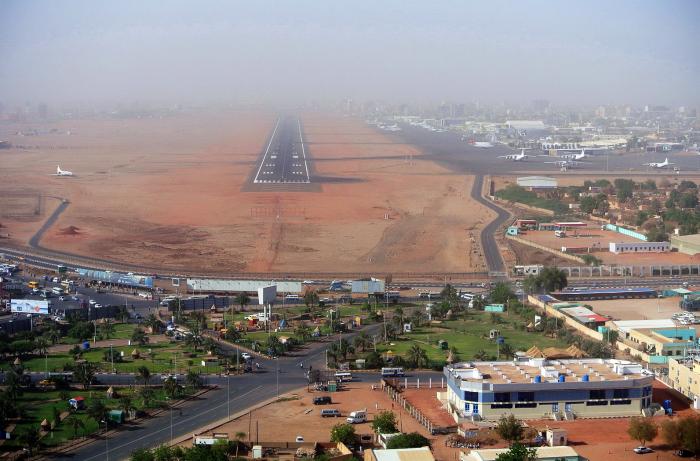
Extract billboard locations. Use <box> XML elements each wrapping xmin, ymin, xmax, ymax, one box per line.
<box><xmin>11</xmin><ymin>299</ymin><xmax>49</xmax><ymax>315</ymax></box>
<box><xmin>258</xmin><ymin>285</ymin><xmax>277</xmax><ymax>305</ymax></box>
<box><xmin>76</xmin><ymin>268</ymin><xmax>153</xmax><ymax>288</ymax></box>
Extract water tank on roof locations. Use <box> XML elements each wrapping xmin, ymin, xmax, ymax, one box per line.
<box><xmin>582</xmin><ymin>374</ymin><xmax>589</xmax><ymax>382</ymax></box>
<box><xmin>534</xmin><ymin>375</ymin><xmax>542</xmax><ymax>383</ymax></box>
<box><xmin>558</xmin><ymin>375</ymin><xmax>566</xmax><ymax>383</ymax></box>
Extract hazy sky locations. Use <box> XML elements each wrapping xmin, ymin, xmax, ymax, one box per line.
<box><xmin>1</xmin><ymin>0</ymin><xmax>698</xmax><ymax>107</ymax></box>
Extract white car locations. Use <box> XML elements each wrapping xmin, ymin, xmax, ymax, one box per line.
<box><xmin>58</xmin><ymin>296</ymin><xmax>65</xmax><ymax>301</ymax></box>
<box><xmin>633</xmin><ymin>446</ymin><xmax>653</xmax><ymax>454</ymax></box>
<box><xmin>89</xmin><ymin>299</ymin><xmax>96</xmax><ymax>305</ymax></box>
<box><xmin>241</xmin><ymin>352</ymin><xmax>251</xmax><ymax>360</ymax></box>
<box><xmin>94</xmin><ymin>303</ymin><xmax>102</xmax><ymax>308</ymax></box>
<box><xmin>302</xmin><ymin>280</ymin><xmax>316</xmax><ymax>285</ymax></box>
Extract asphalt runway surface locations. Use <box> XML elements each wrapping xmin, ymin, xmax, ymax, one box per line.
<box><xmin>253</xmin><ymin>116</ymin><xmax>309</xmax><ymax>184</ymax></box>
<box><xmin>394</xmin><ymin>125</ymin><xmax>700</xmax><ymax>176</ymax></box>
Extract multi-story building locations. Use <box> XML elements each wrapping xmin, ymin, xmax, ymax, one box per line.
<box><xmin>620</xmin><ymin>326</ymin><xmax>696</xmax><ymax>368</ymax></box>
<box><xmin>442</xmin><ymin>358</ymin><xmax>653</xmax><ymax>421</ymax></box>
<box><xmin>667</xmin><ymin>356</ymin><xmax>700</xmax><ymax>408</ymax></box>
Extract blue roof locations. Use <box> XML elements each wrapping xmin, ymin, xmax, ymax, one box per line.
<box><xmin>554</xmin><ymin>287</ymin><xmax>657</xmax><ymax>296</ymax></box>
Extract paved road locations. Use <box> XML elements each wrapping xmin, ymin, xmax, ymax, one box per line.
<box><xmin>469</xmin><ymin>175</ymin><xmax>509</xmax><ymax>273</ymax></box>
<box><xmin>253</xmin><ymin>116</ymin><xmax>309</xmax><ymax>184</ymax></box>
<box><xmin>29</xmin><ymin>198</ymin><xmax>70</xmax><ymax>249</ymax></box>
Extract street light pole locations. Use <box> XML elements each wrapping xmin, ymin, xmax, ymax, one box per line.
<box><xmin>110</xmin><ymin>344</ymin><xmax>114</xmax><ymax>373</ymax></box>
<box><xmin>276</xmin><ymin>358</ymin><xmax>279</xmax><ymax>399</ymax></box>
<box><xmin>102</xmin><ymin>420</ymin><xmax>109</xmax><ymax>461</ymax></box>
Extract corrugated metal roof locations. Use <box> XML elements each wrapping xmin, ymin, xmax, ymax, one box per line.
<box><xmin>373</xmin><ymin>447</ymin><xmax>435</xmax><ymax>461</ymax></box>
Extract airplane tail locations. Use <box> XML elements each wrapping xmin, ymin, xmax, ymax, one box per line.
<box><xmin>57</xmin><ymin>165</ymin><xmax>61</xmax><ymax>173</ymax></box>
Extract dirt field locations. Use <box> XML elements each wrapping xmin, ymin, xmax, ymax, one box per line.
<box><xmin>585</xmin><ymin>297</ymin><xmax>684</xmax><ymax>321</ymax></box>
<box><xmin>0</xmin><ymin>112</ymin><xmax>491</xmax><ymax>274</ymax></box>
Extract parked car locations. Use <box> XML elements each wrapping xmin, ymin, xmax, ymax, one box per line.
<box><xmin>313</xmin><ymin>396</ymin><xmax>332</xmax><ymax>405</ymax></box>
<box><xmin>634</xmin><ymin>447</ymin><xmax>654</xmax><ymax>454</ymax></box>
<box><xmin>241</xmin><ymin>352</ymin><xmax>251</xmax><ymax>360</ymax></box>
<box><xmin>320</xmin><ymin>409</ymin><xmax>341</xmax><ymax>418</ymax></box>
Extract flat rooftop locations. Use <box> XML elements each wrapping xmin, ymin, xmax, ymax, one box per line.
<box><xmin>446</xmin><ymin>358</ymin><xmax>649</xmax><ymax>385</ymax></box>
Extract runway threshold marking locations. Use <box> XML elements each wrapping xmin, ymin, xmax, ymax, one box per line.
<box><xmin>254</xmin><ymin>117</ymin><xmax>281</xmax><ymax>183</ymax></box>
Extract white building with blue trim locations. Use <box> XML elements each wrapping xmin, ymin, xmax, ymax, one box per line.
<box><xmin>442</xmin><ymin>358</ymin><xmax>653</xmax><ymax>421</ymax></box>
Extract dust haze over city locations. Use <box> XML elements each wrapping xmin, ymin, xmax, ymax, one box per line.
<box><xmin>2</xmin><ymin>2</ymin><xmax>700</xmax><ymax>461</ymax></box>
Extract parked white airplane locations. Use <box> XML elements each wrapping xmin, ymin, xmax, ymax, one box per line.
<box><xmin>52</xmin><ymin>165</ymin><xmax>73</xmax><ymax>176</ymax></box>
<box><xmin>499</xmin><ymin>149</ymin><xmax>529</xmax><ymax>161</ymax></box>
<box><xmin>643</xmin><ymin>158</ymin><xmax>674</xmax><ymax>168</ymax></box>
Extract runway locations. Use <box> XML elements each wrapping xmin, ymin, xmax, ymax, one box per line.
<box><xmin>246</xmin><ymin>116</ymin><xmax>311</xmax><ymax>191</ymax></box>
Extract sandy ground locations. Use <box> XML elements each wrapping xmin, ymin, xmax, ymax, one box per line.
<box><xmin>584</xmin><ymin>297</ymin><xmax>684</xmax><ymax>321</ymax></box>
<box><xmin>0</xmin><ymin>112</ymin><xmax>490</xmax><ymax>274</ymax></box>
<box><xmin>190</xmin><ymin>381</ymin><xmax>458</xmax><ymax>461</ymax></box>
<box><xmin>193</xmin><ymin>379</ymin><xmax>697</xmax><ymax>461</ymax></box>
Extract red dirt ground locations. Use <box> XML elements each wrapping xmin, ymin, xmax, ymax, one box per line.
<box><xmin>0</xmin><ymin>112</ymin><xmax>492</xmax><ymax>275</ymax></box>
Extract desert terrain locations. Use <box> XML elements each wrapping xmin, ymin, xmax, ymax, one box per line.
<box><xmin>0</xmin><ymin>112</ymin><xmax>490</xmax><ymax>275</ymax></box>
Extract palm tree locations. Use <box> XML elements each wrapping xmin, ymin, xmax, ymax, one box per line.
<box><xmin>163</xmin><ymin>377</ymin><xmax>179</xmax><ymax>399</ymax></box>
<box><xmin>101</xmin><ymin>319</ymin><xmax>115</xmax><ymax>339</ymax></box>
<box><xmin>19</xmin><ymin>426</ymin><xmax>41</xmax><ymax>455</ymax></box>
<box><xmin>34</xmin><ymin>338</ymin><xmax>49</xmax><ymax>356</ymax></box>
<box><xmin>406</xmin><ymin>344</ymin><xmax>430</xmax><ymax>368</ymax></box>
<box><xmin>119</xmin><ymin>396</ymin><xmax>135</xmax><ymax>418</ymax></box>
<box><xmin>353</xmin><ymin>332</ymin><xmax>371</xmax><ymax>352</ymax></box>
<box><xmin>186</xmin><ymin>370</ymin><xmax>202</xmax><ymax>389</ymax></box>
<box><xmin>67</xmin><ymin>416</ymin><xmax>85</xmax><ymax>438</ymax></box>
<box><xmin>499</xmin><ymin>343</ymin><xmax>515</xmax><ymax>360</ymax></box>
<box><xmin>137</xmin><ymin>365</ymin><xmax>151</xmax><ymax>387</ymax></box>
<box><xmin>131</xmin><ymin>328</ymin><xmax>149</xmax><ymax>346</ymax></box>
<box><xmin>234</xmin><ymin>431</ymin><xmax>247</xmax><ymax>457</ymax></box>
<box><xmin>473</xmin><ymin>349</ymin><xmax>489</xmax><ymax>361</ymax></box>
<box><xmin>294</xmin><ymin>324</ymin><xmax>312</xmax><ymax>343</ymax></box>
<box><xmin>409</xmin><ymin>310</ymin><xmax>425</xmax><ymax>328</ymax></box>
<box><xmin>303</xmin><ymin>289</ymin><xmax>319</xmax><ymax>309</ymax></box>
<box><xmin>144</xmin><ymin>314</ymin><xmax>162</xmax><ymax>334</ymax></box>
<box><xmin>522</xmin><ymin>275</ymin><xmax>542</xmax><ymax>296</ymax></box>
<box><xmin>235</xmin><ymin>292</ymin><xmax>250</xmax><ymax>312</ymax></box>
<box><xmin>45</xmin><ymin>327</ymin><xmax>61</xmax><ymax>345</ymax></box>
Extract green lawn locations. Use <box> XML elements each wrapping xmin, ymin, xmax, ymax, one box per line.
<box><xmin>1</xmin><ymin>342</ymin><xmax>225</xmax><ymax>374</ymax></box>
<box><xmin>375</xmin><ymin>311</ymin><xmax>567</xmax><ymax>364</ymax></box>
<box><xmin>6</xmin><ymin>386</ymin><xmax>182</xmax><ymax>450</ymax></box>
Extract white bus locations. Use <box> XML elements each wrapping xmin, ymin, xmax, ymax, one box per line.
<box><xmin>381</xmin><ymin>367</ymin><xmax>405</xmax><ymax>377</ymax></box>
<box><xmin>52</xmin><ymin>287</ymin><xmax>64</xmax><ymax>295</ymax></box>
<box><xmin>334</xmin><ymin>372</ymin><xmax>353</xmax><ymax>382</ymax></box>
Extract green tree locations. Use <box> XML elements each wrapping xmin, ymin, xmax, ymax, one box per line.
<box><xmin>74</xmin><ymin>362</ymin><xmax>98</xmax><ymax>390</ymax></box>
<box><xmin>330</xmin><ymin>423</ymin><xmax>357</xmax><ymax>445</ymax></box>
<box><xmin>235</xmin><ymin>292</ymin><xmax>251</xmax><ymax>311</ymax></box>
<box><xmin>537</xmin><ymin>267</ymin><xmax>568</xmax><ymax>292</ymax></box>
<box><xmin>440</xmin><ymin>284</ymin><xmax>459</xmax><ymax>307</ymax></box>
<box><xmin>406</xmin><ymin>344</ymin><xmax>430</xmax><ymax>369</ymax></box>
<box><xmin>679</xmin><ymin>416</ymin><xmax>700</xmax><ymax>455</ymax></box>
<box><xmin>294</xmin><ymin>323</ymin><xmax>313</xmax><ymax>343</ymax></box>
<box><xmin>303</xmin><ymin>289</ymin><xmax>319</xmax><ymax>309</ymax></box>
<box><xmin>473</xmin><ymin>349</ymin><xmax>489</xmax><ymax>360</ymax></box>
<box><xmin>627</xmin><ymin>417</ymin><xmax>658</xmax><ymax>447</ymax></box>
<box><xmin>119</xmin><ymin>395</ymin><xmax>135</xmax><ymax>416</ymax></box>
<box><xmin>101</xmin><ymin>319</ymin><xmax>115</xmax><ymax>339</ymax></box>
<box><xmin>371</xmin><ymin>411</ymin><xmax>398</xmax><ymax>434</ymax></box>
<box><xmin>137</xmin><ymin>365</ymin><xmax>151</xmax><ymax>387</ymax></box>
<box><xmin>130</xmin><ymin>447</ymin><xmax>155</xmax><ymax>461</ymax></box>
<box><xmin>579</xmin><ymin>196</ymin><xmax>597</xmax><ymax>214</ymax></box>
<box><xmin>144</xmin><ymin>314</ymin><xmax>162</xmax><ymax>334</ymax></box>
<box><xmin>18</xmin><ymin>426</ymin><xmax>41</xmax><ymax>455</ymax></box>
<box><xmin>163</xmin><ymin>377</ymin><xmax>179</xmax><ymax>399</ymax></box>
<box><xmin>495</xmin><ymin>414</ymin><xmax>524</xmax><ymax>444</ymax></box>
<box><xmin>131</xmin><ymin>328</ymin><xmax>149</xmax><ymax>346</ymax></box>
<box><xmin>490</xmin><ymin>282</ymin><xmax>516</xmax><ymax>304</ymax></box>
<box><xmin>87</xmin><ymin>399</ymin><xmax>108</xmax><ymax>427</ymax></box>
<box><xmin>386</xmin><ymin>432</ymin><xmax>431</xmax><ymax>449</ymax></box>
<box><xmin>67</xmin><ymin>415</ymin><xmax>85</xmax><ymax>438</ymax></box>
<box><xmin>353</xmin><ymin>331</ymin><xmax>371</xmax><ymax>352</ymax></box>
<box><xmin>661</xmin><ymin>419</ymin><xmax>682</xmax><ymax>451</ymax></box>
<box><xmin>186</xmin><ymin>370</ymin><xmax>203</xmax><ymax>389</ymax></box>
<box><xmin>495</xmin><ymin>443</ymin><xmax>538</xmax><ymax>461</ymax></box>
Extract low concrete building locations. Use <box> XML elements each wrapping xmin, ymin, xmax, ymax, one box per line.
<box><xmin>609</xmin><ymin>241</ymin><xmax>670</xmax><ymax>254</ymax></box>
<box><xmin>621</xmin><ymin>327</ymin><xmax>696</xmax><ymax>367</ymax></box>
<box><xmin>461</xmin><ymin>446</ymin><xmax>583</xmax><ymax>461</ymax></box>
<box><xmin>671</xmin><ymin>234</ymin><xmax>700</xmax><ymax>256</ymax></box>
<box><xmin>364</xmin><ymin>446</ymin><xmax>434</xmax><ymax>461</ymax></box>
<box><xmin>442</xmin><ymin>358</ymin><xmax>654</xmax><ymax>421</ymax></box>
<box><xmin>516</xmin><ymin>176</ymin><xmax>558</xmax><ymax>189</ymax></box>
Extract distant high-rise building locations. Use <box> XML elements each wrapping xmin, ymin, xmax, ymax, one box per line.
<box><xmin>38</xmin><ymin>103</ymin><xmax>48</xmax><ymax>119</ymax></box>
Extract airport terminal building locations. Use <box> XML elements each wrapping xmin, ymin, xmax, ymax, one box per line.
<box><xmin>442</xmin><ymin>358</ymin><xmax>653</xmax><ymax>421</ymax></box>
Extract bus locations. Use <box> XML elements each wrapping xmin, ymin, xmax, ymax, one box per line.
<box><xmin>385</xmin><ymin>291</ymin><xmax>400</xmax><ymax>300</ymax></box>
<box><xmin>48</xmin><ymin>372</ymin><xmax>74</xmax><ymax>383</ymax></box>
<box><xmin>381</xmin><ymin>367</ymin><xmax>405</xmax><ymax>378</ymax></box>
<box><xmin>334</xmin><ymin>372</ymin><xmax>353</xmax><ymax>382</ymax></box>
